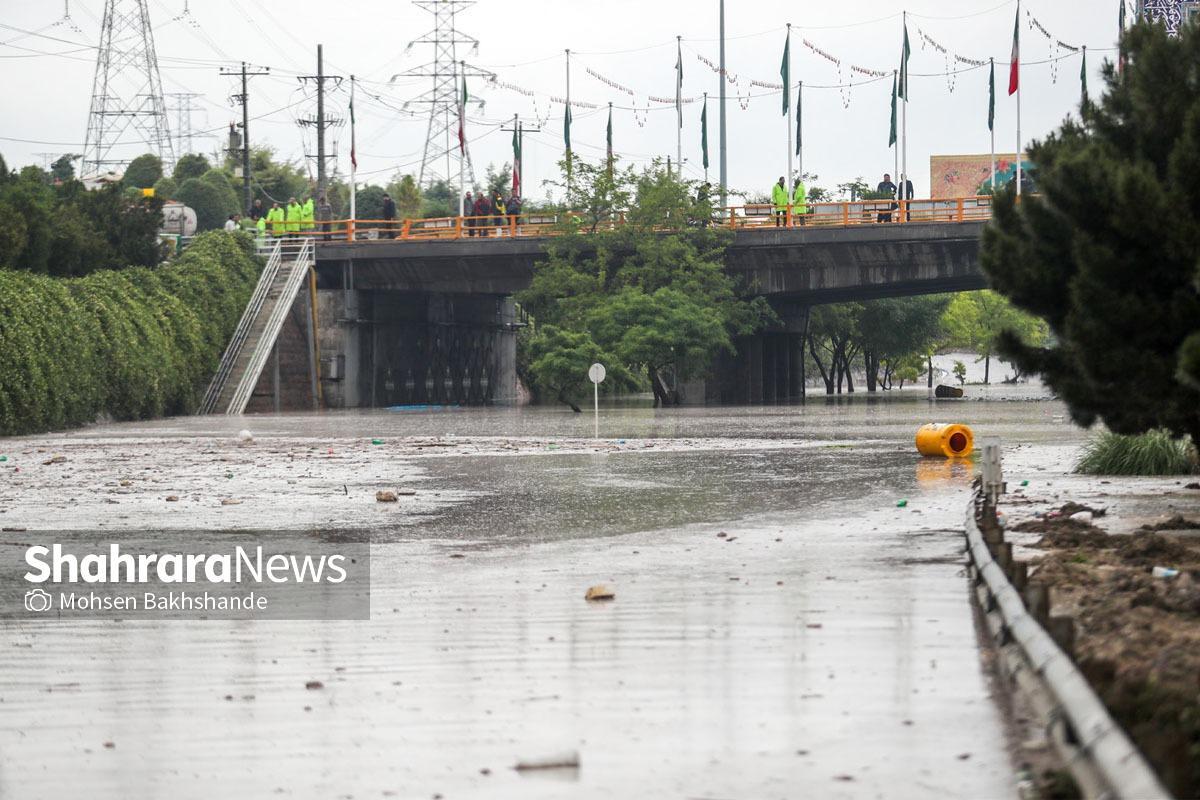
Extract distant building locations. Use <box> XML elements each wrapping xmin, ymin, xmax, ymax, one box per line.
<box><xmin>929</xmin><ymin>154</ymin><xmax>1034</xmax><ymax>199</ymax></box>
<box><xmin>1138</xmin><ymin>0</ymin><xmax>1200</xmax><ymax>34</ymax></box>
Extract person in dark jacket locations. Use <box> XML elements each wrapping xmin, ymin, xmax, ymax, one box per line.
<box><xmin>505</xmin><ymin>194</ymin><xmax>522</xmax><ymax>235</ymax></box>
<box><xmin>381</xmin><ymin>193</ymin><xmax>397</xmax><ymax>239</ymax></box>
<box><xmin>474</xmin><ymin>193</ymin><xmax>492</xmax><ymax>238</ymax></box>
<box><xmin>898</xmin><ymin>175</ymin><xmax>914</xmax><ymax>221</ymax></box>
<box><xmin>463</xmin><ymin>192</ymin><xmax>474</xmax><ymax>236</ymax></box>
<box><xmin>876</xmin><ymin>173</ymin><xmax>897</xmax><ymax>223</ymax></box>
<box><xmin>249</xmin><ymin>198</ymin><xmax>265</xmax><ymax>221</ymax></box>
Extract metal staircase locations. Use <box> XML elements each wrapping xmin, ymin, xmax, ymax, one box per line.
<box><xmin>198</xmin><ymin>238</ymin><xmax>315</xmax><ymax>415</ymax></box>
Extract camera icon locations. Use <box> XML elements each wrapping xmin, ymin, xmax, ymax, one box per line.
<box><xmin>24</xmin><ymin>588</ymin><xmax>52</xmax><ymax>613</ymax></box>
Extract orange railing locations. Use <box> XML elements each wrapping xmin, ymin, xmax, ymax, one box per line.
<box><xmin>258</xmin><ymin>196</ymin><xmax>996</xmax><ymax>244</ymax></box>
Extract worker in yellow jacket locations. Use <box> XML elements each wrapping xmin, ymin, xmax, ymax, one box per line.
<box><xmin>771</xmin><ymin>176</ymin><xmax>789</xmax><ymax>227</ymax></box>
<box><xmin>792</xmin><ymin>177</ymin><xmax>807</xmax><ymax>225</ymax></box>
<box><xmin>267</xmin><ymin>202</ymin><xmax>286</xmax><ymax>236</ymax></box>
<box><xmin>286</xmin><ymin>197</ymin><xmax>302</xmax><ymax>236</ymax></box>
<box><xmin>301</xmin><ymin>194</ymin><xmax>315</xmax><ymax>233</ymax></box>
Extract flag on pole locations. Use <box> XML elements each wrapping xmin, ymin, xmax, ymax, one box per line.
<box><xmin>563</xmin><ymin>103</ymin><xmax>572</xmax><ymax>151</ymax></box>
<box><xmin>1008</xmin><ymin>8</ymin><xmax>1020</xmax><ymax>95</ymax></box>
<box><xmin>675</xmin><ymin>39</ymin><xmax>684</xmax><ymax>129</ymax></box>
<box><xmin>512</xmin><ymin>125</ymin><xmax>521</xmax><ymax>196</ymax></box>
<box><xmin>349</xmin><ymin>80</ymin><xmax>357</xmax><ymax>169</ymax></box>
<box><xmin>889</xmin><ymin>72</ymin><xmax>898</xmax><ymax>146</ymax></box>
<box><xmin>1081</xmin><ymin>46</ymin><xmax>1088</xmax><ymax>106</ymax></box>
<box><xmin>701</xmin><ymin>95</ymin><xmax>709</xmax><ymax>170</ymax></box>
<box><xmin>795</xmin><ymin>83</ymin><xmax>802</xmax><ymax>155</ymax></box>
<box><xmin>458</xmin><ymin>74</ymin><xmax>468</xmax><ymax>154</ymax></box>
<box><xmin>780</xmin><ymin>31</ymin><xmax>791</xmax><ymax>115</ymax></box>
<box><xmin>988</xmin><ymin>59</ymin><xmax>995</xmax><ymax>131</ymax></box>
<box><xmin>1118</xmin><ymin>1</ymin><xmax>1127</xmax><ymax>75</ymax></box>
<box><xmin>898</xmin><ymin>21</ymin><xmax>911</xmax><ymax>101</ymax></box>
<box><xmin>606</xmin><ymin>104</ymin><xmax>614</xmax><ymax>170</ymax></box>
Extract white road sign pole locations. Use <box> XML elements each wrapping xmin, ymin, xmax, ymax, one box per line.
<box><xmin>588</xmin><ymin>363</ymin><xmax>606</xmax><ymax>439</ymax></box>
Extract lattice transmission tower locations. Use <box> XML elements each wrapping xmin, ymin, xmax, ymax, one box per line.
<box><xmin>82</xmin><ymin>0</ymin><xmax>174</xmax><ymax>178</ymax></box>
<box><xmin>400</xmin><ymin>0</ymin><xmax>493</xmax><ymax>189</ymax></box>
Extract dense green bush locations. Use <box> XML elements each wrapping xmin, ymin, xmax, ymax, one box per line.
<box><xmin>1075</xmin><ymin>429</ymin><xmax>1198</xmax><ymax>476</ymax></box>
<box><xmin>0</xmin><ymin>232</ymin><xmax>261</xmax><ymax>436</ymax></box>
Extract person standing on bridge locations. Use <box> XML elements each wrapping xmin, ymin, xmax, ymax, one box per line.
<box><xmin>381</xmin><ymin>192</ymin><xmax>397</xmax><ymax>239</ymax></box>
<box><xmin>492</xmin><ymin>189</ymin><xmax>507</xmax><ymax>236</ymax></box>
<box><xmin>286</xmin><ymin>197</ymin><xmax>302</xmax><ymax>238</ymax></box>
<box><xmin>267</xmin><ymin>201</ymin><xmax>285</xmax><ymax>238</ymax></box>
<box><xmin>898</xmin><ymin>175</ymin><xmax>914</xmax><ymax>221</ymax></box>
<box><xmin>506</xmin><ymin>193</ymin><xmax>522</xmax><ymax>235</ymax></box>
<box><xmin>876</xmin><ymin>173</ymin><xmax>897</xmax><ymax>223</ymax></box>
<box><xmin>474</xmin><ymin>192</ymin><xmax>492</xmax><ymax>238</ymax></box>
<box><xmin>792</xmin><ymin>177</ymin><xmax>808</xmax><ymax>226</ymax></box>
<box><xmin>772</xmin><ymin>176</ymin><xmax>789</xmax><ymax>227</ymax></box>
<box><xmin>462</xmin><ymin>191</ymin><xmax>474</xmax><ymax>237</ymax></box>
<box><xmin>301</xmin><ymin>194</ymin><xmax>315</xmax><ymax>234</ymax></box>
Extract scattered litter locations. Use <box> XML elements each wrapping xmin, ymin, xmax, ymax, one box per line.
<box><xmin>165</xmin><ymin>495</ymin><xmax>179</xmax><ymax>502</ymax></box>
<box><xmin>376</xmin><ymin>491</ymin><xmax>398</xmax><ymax>503</ymax></box>
<box><xmin>1186</xmin><ymin>482</ymin><xmax>1200</xmax><ymax>490</ymax></box>
<box><xmin>224</xmin><ymin>472</ymin><xmax>233</xmax><ymax>479</ymax></box>
<box><xmin>717</xmin><ymin>531</ymin><xmax>728</xmax><ymax>538</ymax></box>
<box><xmin>725</xmin><ymin>536</ymin><xmax>737</xmax><ymax>542</ymax></box>
<box><xmin>237</xmin><ymin>429</ymin><xmax>254</xmax><ymax>444</ymax></box>
<box><xmin>220</xmin><ymin>498</ymin><xmax>242</xmax><ymax>506</ymax></box>
<box><xmin>0</xmin><ymin>456</ymin><xmax>6</xmax><ymax>462</ymax></box>
<box><xmin>514</xmin><ymin>751</ymin><xmax>580</xmax><ymax>771</ymax></box>
<box><xmin>395</xmin><ymin>488</ymin><xmax>417</xmax><ymax>496</ymax></box>
<box><xmin>119</xmin><ymin>480</ymin><xmax>132</xmax><ymax>487</ymax></box>
<box><xmin>305</xmin><ymin>680</ymin><xmax>324</xmax><ymax>690</ymax></box>
<box><xmin>584</xmin><ymin>584</ymin><xmax>615</xmax><ymax>601</ymax></box>
<box><xmin>1152</xmin><ymin>566</ymin><xmax>1180</xmax><ymax>579</ymax></box>
<box><xmin>448</xmin><ymin>553</ymin><xmax>466</xmax><ymax>559</ymax></box>
<box><xmin>102</xmin><ymin>741</ymin><xmax>115</xmax><ymax>750</ymax></box>
<box><xmin>896</xmin><ymin>499</ymin><xmax>908</xmax><ymax>508</ymax></box>
<box><xmin>42</xmin><ymin>456</ymin><xmax>67</xmax><ymax>465</ymax></box>
<box><xmin>370</xmin><ymin>438</ymin><xmax>384</xmax><ymax>445</ymax></box>
<box><xmin>806</xmin><ymin>623</ymin><xmax>823</xmax><ymax>629</ymax></box>
<box><xmin>2</xmin><ymin>527</ymin><xmax>27</xmax><ymax>532</ymax></box>
<box><xmin>1020</xmin><ymin>480</ymin><xmax>1029</xmax><ymax>487</ymax></box>
<box><xmin>1069</xmin><ymin>511</ymin><xmax>1094</xmax><ymax>523</ymax></box>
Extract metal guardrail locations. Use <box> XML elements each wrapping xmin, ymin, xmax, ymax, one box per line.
<box><xmin>254</xmin><ymin>195</ymin><xmax>999</xmax><ymax>245</ymax></box>
<box><xmin>224</xmin><ymin>237</ymin><xmax>315</xmax><ymax>416</ymax></box>
<box><xmin>197</xmin><ymin>238</ymin><xmax>284</xmax><ymax>415</ymax></box>
<box><xmin>965</xmin><ymin>497</ymin><xmax>1171</xmax><ymax>800</ymax></box>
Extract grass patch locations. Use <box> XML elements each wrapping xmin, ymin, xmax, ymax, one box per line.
<box><xmin>1075</xmin><ymin>429</ymin><xmax>1198</xmax><ymax>476</ymax></box>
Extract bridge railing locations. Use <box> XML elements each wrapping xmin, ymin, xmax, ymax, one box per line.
<box><xmin>266</xmin><ymin>195</ymin><xmax>997</xmax><ymax>244</ymax></box>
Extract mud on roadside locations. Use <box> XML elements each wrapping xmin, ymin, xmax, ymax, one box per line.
<box><xmin>1006</xmin><ymin>496</ymin><xmax>1200</xmax><ymax>797</ymax></box>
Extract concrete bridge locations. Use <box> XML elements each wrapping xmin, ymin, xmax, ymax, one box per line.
<box><xmin>256</xmin><ymin>219</ymin><xmax>989</xmax><ymax>411</ymax></box>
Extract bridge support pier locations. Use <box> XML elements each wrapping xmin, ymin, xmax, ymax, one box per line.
<box><xmin>686</xmin><ymin>306</ymin><xmax>809</xmax><ymax>406</ymax></box>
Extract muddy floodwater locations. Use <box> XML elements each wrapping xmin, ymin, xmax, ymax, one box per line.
<box><xmin>0</xmin><ymin>386</ymin><xmax>1088</xmax><ymax>799</ymax></box>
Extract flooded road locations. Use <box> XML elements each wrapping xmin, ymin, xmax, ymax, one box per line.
<box><xmin>0</xmin><ymin>387</ymin><xmax>1086</xmax><ymax>798</ymax></box>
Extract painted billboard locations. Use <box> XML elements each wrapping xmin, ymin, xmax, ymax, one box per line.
<box><xmin>929</xmin><ymin>153</ymin><xmax>1034</xmax><ymax>198</ymax></box>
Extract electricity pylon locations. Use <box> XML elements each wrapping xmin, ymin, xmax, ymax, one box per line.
<box><xmin>82</xmin><ymin>0</ymin><xmax>174</xmax><ymax>178</ymax></box>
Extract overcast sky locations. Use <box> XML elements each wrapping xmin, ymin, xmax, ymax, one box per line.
<box><xmin>1</xmin><ymin>0</ymin><xmax>1119</xmax><ymax>201</ymax></box>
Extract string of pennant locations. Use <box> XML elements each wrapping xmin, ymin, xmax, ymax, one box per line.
<box><xmin>918</xmin><ymin>28</ymin><xmax>961</xmax><ymax>93</ymax></box>
<box><xmin>1027</xmin><ymin>10</ymin><xmax>1079</xmax><ymax>83</ymax></box>
<box><xmin>585</xmin><ymin>66</ymin><xmax>636</xmax><ymax>96</ymax></box>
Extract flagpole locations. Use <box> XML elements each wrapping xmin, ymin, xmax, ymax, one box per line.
<box><xmin>901</xmin><ymin>11</ymin><xmax>908</xmax><ymax>210</ymax></box>
<box><xmin>458</xmin><ymin>61</ymin><xmax>465</xmax><ymax>218</ymax></box>
<box><xmin>703</xmin><ymin>92</ymin><xmax>709</xmax><ymax>182</ymax></box>
<box><xmin>349</xmin><ymin>74</ymin><xmax>357</xmax><ymax>226</ymax></box>
<box><xmin>989</xmin><ymin>59</ymin><xmax>996</xmax><ymax>192</ymax></box>
<box><xmin>676</xmin><ymin>35</ymin><xmax>683</xmax><ymax>178</ymax></box>
<box><xmin>893</xmin><ymin>70</ymin><xmax>899</xmax><ymax>199</ymax></box>
<box><xmin>718</xmin><ymin>0</ymin><xmax>728</xmax><ymax>208</ymax></box>
<box><xmin>565</xmin><ymin>48</ymin><xmax>572</xmax><ymax>196</ymax></box>
<box><xmin>786</xmin><ymin>23</ymin><xmax>793</xmax><ymax>215</ymax></box>
<box><xmin>1016</xmin><ymin>1</ymin><xmax>1023</xmax><ymax>197</ymax></box>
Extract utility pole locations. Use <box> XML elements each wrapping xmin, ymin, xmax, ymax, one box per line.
<box><xmin>298</xmin><ymin>45</ymin><xmax>343</xmax><ymax>201</ymax></box>
<box><xmin>218</xmin><ymin>63</ymin><xmax>268</xmax><ymax>214</ymax></box>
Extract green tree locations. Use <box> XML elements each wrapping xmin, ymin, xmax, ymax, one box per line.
<box><xmin>387</xmin><ymin>174</ymin><xmax>422</xmax><ymax>218</ymax></box>
<box><xmin>525</xmin><ymin>326</ymin><xmax>631</xmax><ymax>411</ymax></box>
<box><xmin>177</xmin><ymin>177</ymin><xmax>235</xmax><ymax>231</ymax></box>
<box><xmin>173</xmin><ymin>153</ymin><xmax>210</xmax><ymax>182</ymax></box>
<box><xmin>857</xmin><ymin>295</ymin><xmax>951</xmax><ymax>391</ymax></box>
<box><xmin>153</xmin><ymin>175</ymin><xmax>178</xmax><ymax>200</ymax></box>
<box><xmin>123</xmin><ymin>153</ymin><xmax>163</xmax><ymax>189</ymax></box>
<box><xmin>50</xmin><ymin>154</ymin><xmax>79</xmax><ymax>183</ymax></box>
<box><xmin>421</xmin><ymin>179</ymin><xmax>456</xmax><ymax>218</ymax></box>
<box><xmin>953</xmin><ymin>360</ymin><xmax>967</xmax><ymax>386</ymax></box>
<box><xmin>942</xmin><ymin>291</ymin><xmax>1048</xmax><ymax>383</ymax></box>
<box><xmin>483</xmin><ymin>162</ymin><xmax>512</xmax><ymax>200</ymax></box>
<box><xmin>980</xmin><ymin>22</ymin><xmax>1200</xmax><ymax>442</ymax></box>
<box><xmin>519</xmin><ymin>158</ymin><xmax>772</xmax><ymax>406</ymax></box>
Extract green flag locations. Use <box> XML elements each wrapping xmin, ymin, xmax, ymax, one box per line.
<box><xmin>898</xmin><ymin>22</ymin><xmax>911</xmax><ymax>101</ymax></box>
<box><xmin>988</xmin><ymin>58</ymin><xmax>995</xmax><ymax>132</ymax></box>
<box><xmin>701</xmin><ymin>96</ymin><xmax>709</xmax><ymax>170</ymax></box>
<box><xmin>889</xmin><ymin>73</ymin><xmax>898</xmax><ymax>146</ymax></box>
<box><xmin>780</xmin><ymin>30</ymin><xmax>790</xmax><ymax>116</ymax></box>
<box><xmin>1081</xmin><ymin>46</ymin><xmax>1088</xmax><ymax>105</ymax></box>
<box><xmin>563</xmin><ymin>103</ymin><xmax>572</xmax><ymax>152</ymax></box>
<box><xmin>606</xmin><ymin>104</ymin><xmax>614</xmax><ymax>169</ymax></box>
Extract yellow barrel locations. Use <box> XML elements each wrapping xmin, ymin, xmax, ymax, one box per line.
<box><xmin>915</xmin><ymin>423</ymin><xmax>974</xmax><ymax>458</ymax></box>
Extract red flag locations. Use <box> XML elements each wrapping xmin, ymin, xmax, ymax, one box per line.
<box><xmin>1008</xmin><ymin>9</ymin><xmax>1020</xmax><ymax>95</ymax></box>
